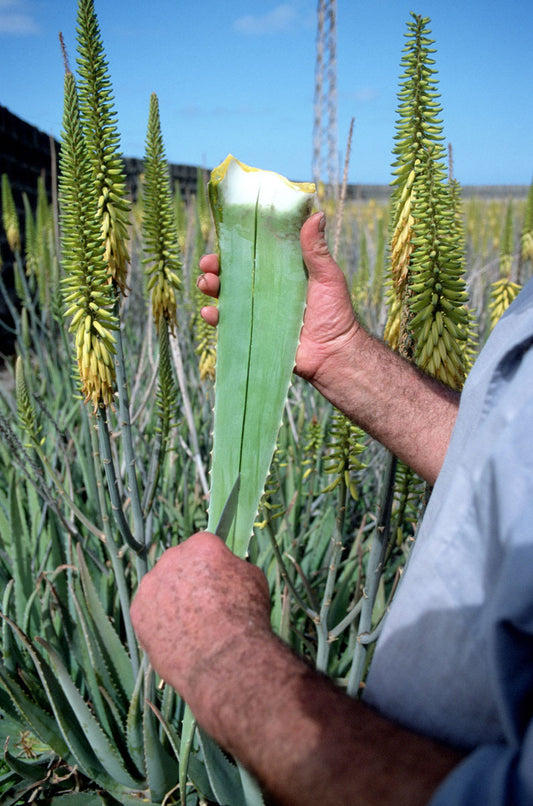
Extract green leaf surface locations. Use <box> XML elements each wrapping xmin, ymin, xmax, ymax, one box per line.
<box><xmin>179</xmin><ymin>704</ymin><xmax>197</xmax><ymax>805</ymax></box>
<box><xmin>0</xmin><ymin>663</ymin><xmax>70</xmax><ymax>760</ymax></box>
<box><xmin>207</xmin><ymin>156</ymin><xmax>314</xmax><ymax>556</ymax></box>
<box><xmin>76</xmin><ymin>544</ymin><xmax>135</xmax><ymax>699</ymax></box>
<box><xmin>145</xmin><ymin>696</ymin><xmax>214</xmax><ymax>801</ymax></box>
<box><xmin>34</xmin><ymin>636</ymin><xmax>141</xmax><ymax>790</ymax></box>
<box><xmin>126</xmin><ymin>660</ymin><xmax>146</xmax><ymax>776</ymax></box>
<box><xmin>8</xmin><ymin>475</ymin><xmax>33</xmax><ymax>624</ymax></box>
<box><xmin>46</xmin><ymin>796</ymin><xmax>107</xmax><ymax>805</ymax></box>
<box><xmin>197</xmin><ymin>726</ymin><xmax>245</xmax><ymax>806</ymax></box>
<box><xmin>237</xmin><ymin>761</ymin><xmax>266</xmax><ymax>806</ymax></box>
<box><xmin>3</xmin><ymin>747</ymin><xmax>54</xmax><ymax>783</ymax></box>
<box><xmin>142</xmin><ymin>670</ymin><xmax>180</xmax><ymax>802</ymax></box>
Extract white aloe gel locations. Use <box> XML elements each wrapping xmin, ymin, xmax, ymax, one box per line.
<box><xmin>207</xmin><ymin>155</ymin><xmax>315</xmax><ymax>556</ymax></box>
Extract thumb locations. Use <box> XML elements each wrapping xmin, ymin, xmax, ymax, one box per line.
<box><xmin>300</xmin><ymin>212</ymin><xmax>340</xmax><ymax>282</ymax></box>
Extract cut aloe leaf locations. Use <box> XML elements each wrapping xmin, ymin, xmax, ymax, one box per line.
<box><xmin>207</xmin><ymin>155</ymin><xmax>315</xmax><ymax>556</ymax></box>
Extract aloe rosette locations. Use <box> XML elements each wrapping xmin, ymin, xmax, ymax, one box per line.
<box><xmin>207</xmin><ymin>155</ymin><xmax>315</xmax><ymax>556</ymax></box>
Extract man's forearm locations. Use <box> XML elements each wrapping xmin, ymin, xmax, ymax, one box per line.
<box><xmin>188</xmin><ymin>632</ymin><xmax>462</xmax><ymax>806</ymax></box>
<box><xmin>311</xmin><ymin>325</ymin><xmax>459</xmax><ymax>486</ymax></box>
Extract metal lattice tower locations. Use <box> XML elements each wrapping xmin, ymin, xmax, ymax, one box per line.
<box><xmin>312</xmin><ymin>0</ymin><xmax>338</xmax><ymax>196</ymax></box>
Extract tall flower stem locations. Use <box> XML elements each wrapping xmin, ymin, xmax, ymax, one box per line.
<box><xmin>113</xmin><ymin>318</ymin><xmax>146</xmax><ymax>549</ymax></box>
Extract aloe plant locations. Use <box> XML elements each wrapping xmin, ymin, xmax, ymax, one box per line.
<box><xmin>206</xmin><ymin>155</ymin><xmax>315</xmax><ymax>556</ymax></box>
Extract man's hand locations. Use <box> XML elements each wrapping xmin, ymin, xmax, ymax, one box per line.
<box><xmin>130</xmin><ymin>532</ymin><xmax>272</xmax><ymax>713</ymax></box>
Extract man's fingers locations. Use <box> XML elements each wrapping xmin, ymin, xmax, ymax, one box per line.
<box><xmin>197</xmin><ymin>271</ymin><xmax>220</xmax><ymax>298</ymax></box>
<box><xmin>201</xmin><ymin>305</ymin><xmax>219</xmax><ymax>327</ymax></box>
<box><xmin>199</xmin><ymin>253</ymin><xmax>220</xmax><ymax>274</ymax></box>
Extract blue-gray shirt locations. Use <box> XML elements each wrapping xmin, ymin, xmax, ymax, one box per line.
<box><xmin>364</xmin><ymin>277</ymin><xmax>533</xmax><ymax>803</ymax></box>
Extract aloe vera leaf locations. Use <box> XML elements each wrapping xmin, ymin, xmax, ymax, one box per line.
<box><xmin>178</xmin><ymin>705</ymin><xmax>197</xmax><ymax>806</ymax></box>
<box><xmin>8</xmin><ymin>475</ymin><xmax>33</xmax><ymax>624</ymax></box>
<box><xmin>69</xmin><ymin>584</ymin><xmax>129</xmax><ymax>743</ymax></box>
<box><xmin>145</xmin><ymin>698</ymin><xmax>214</xmax><ymax>801</ymax></box>
<box><xmin>3</xmin><ymin>747</ymin><xmax>54</xmax><ymax>783</ymax></box>
<box><xmin>141</xmin><ymin>667</ymin><xmax>181</xmax><ymax>802</ymax></box>
<box><xmin>207</xmin><ymin>155</ymin><xmax>314</xmax><ymax>556</ymax></box>
<box><xmin>196</xmin><ymin>726</ymin><xmax>248</xmax><ymax>806</ymax></box>
<box><xmin>0</xmin><ymin>666</ymin><xmax>70</xmax><ymax>758</ymax></box>
<box><xmin>2</xmin><ymin>579</ymin><xmax>18</xmax><ymax>674</ymax></box>
<box><xmin>126</xmin><ymin>661</ymin><xmax>147</xmax><ymax>776</ymax></box>
<box><xmin>237</xmin><ymin>760</ymin><xmax>266</xmax><ymax>806</ymax></box>
<box><xmin>76</xmin><ymin>544</ymin><xmax>135</xmax><ymax>699</ymax></box>
<box><xmin>33</xmin><ymin>635</ymin><xmax>142</xmax><ymax>791</ymax></box>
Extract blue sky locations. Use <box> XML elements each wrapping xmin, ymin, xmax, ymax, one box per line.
<box><xmin>1</xmin><ymin>0</ymin><xmax>532</xmax><ymax>185</ymax></box>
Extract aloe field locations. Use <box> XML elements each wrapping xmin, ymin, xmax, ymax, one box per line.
<box><xmin>0</xmin><ymin>1</ymin><xmax>532</xmax><ymax>804</ymax></box>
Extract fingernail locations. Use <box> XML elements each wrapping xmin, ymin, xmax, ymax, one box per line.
<box><xmin>317</xmin><ymin>212</ymin><xmax>326</xmax><ymax>233</ymax></box>
<box><xmin>196</xmin><ymin>275</ymin><xmax>205</xmax><ymax>288</ymax></box>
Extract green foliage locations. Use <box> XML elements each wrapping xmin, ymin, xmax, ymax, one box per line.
<box><xmin>15</xmin><ymin>357</ymin><xmax>41</xmax><ymax>448</ymax></box>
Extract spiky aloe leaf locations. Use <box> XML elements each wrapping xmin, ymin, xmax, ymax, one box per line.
<box><xmin>197</xmin><ymin>727</ymin><xmax>251</xmax><ymax>806</ymax></box>
<box><xmin>76</xmin><ymin>545</ymin><xmax>135</xmax><ymax>700</ymax></box>
<box><xmin>35</xmin><ymin>637</ymin><xmax>142</xmax><ymax>791</ymax></box>
<box><xmin>0</xmin><ymin>665</ymin><xmax>67</xmax><ymax>754</ymax></box>
<box><xmin>144</xmin><ymin>699</ymin><xmax>214</xmax><ymax>801</ymax></box>
<box><xmin>7</xmin><ymin>474</ymin><xmax>34</xmax><ymax>626</ymax></box>
<box><xmin>125</xmin><ymin>663</ymin><xmax>146</xmax><ymax>777</ymax></box>
<box><xmin>207</xmin><ymin>155</ymin><xmax>314</xmax><ymax>556</ymax></box>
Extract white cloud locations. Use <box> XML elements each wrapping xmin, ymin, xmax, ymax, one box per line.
<box><xmin>233</xmin><ymin>3</ymin><xmax>299</xmax><ymax>35</ymax></box>
<box><xmin>0</xmin><ymin>0</ymin><xmax>39</xmax><ymax>36</ymax></box>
